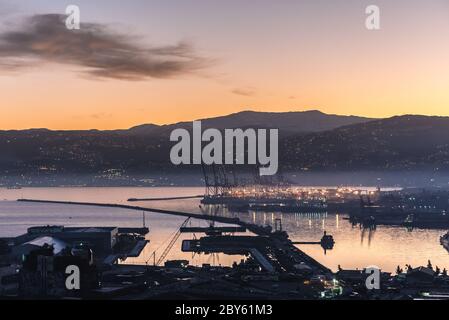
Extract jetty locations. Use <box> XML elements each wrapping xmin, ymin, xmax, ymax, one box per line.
<box><xmin>128</xmin><ymin>195</ymin><xmax>203</xmax><ymax>202</ymax></box>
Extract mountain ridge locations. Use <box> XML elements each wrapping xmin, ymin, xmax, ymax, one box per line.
<box><xmin>125</xmin><ymin>110</ymin><xmax>373</xmax><ymax>135</ymax></box>
<box><xmin>1</xmin><ymin>113</ymin><xmax>449</xmax><ymax>179</ymax></box>
<box><xmin>0</xmin><ymin>110</ymin><xmax>373</xmax><ymax>134</ymax></box>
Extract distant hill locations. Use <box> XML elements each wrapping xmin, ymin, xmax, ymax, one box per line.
<box><xmin>124</xmin><ymin>110</ymin><xmax>372</xmax><ymax>136</ymax></box>
<box><xmin>281</xmin><ymin>115</ymin><xmax>449</xmax><ymax>170</ymax></box>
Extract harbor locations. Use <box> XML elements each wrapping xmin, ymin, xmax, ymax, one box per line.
<box><xmin>0</xmin><ymin>201</ymin><xmax>337</xmax><ymax>299</ymax></box>
<box><xmin>1</xmin><ymin>185</ymin><xmax>449</xmax><ymax>299</ymax></box>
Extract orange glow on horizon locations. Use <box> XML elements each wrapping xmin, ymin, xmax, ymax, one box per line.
<box><xmin>2</xmin><ymin>62</ymin><xmax>449</xmax><ymax>131</ymax></box>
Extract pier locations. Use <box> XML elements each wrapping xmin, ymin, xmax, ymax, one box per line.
<box><xmin>18</xmin><ymin>198</ymin><xmax>242</xmax><ymax>226</ymax></box>
<box><xmin>128</xmin><ymin>195</ymin><xmax>203</xmax><ymax>202</ymax></box>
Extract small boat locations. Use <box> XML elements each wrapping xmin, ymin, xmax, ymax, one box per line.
<box><xmin>320</xmin><ymin>231</ymin><xmax>335</xmax><ymax>250</ymax></box>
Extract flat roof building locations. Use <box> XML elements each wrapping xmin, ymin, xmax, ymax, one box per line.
<box><xmin>22</xmin><ymin>226</ymin><xmax>118</xmax><ymax>257</ymax></box>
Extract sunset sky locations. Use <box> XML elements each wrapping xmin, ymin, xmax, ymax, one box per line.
<box><xmin>1</xmin><ymin>0</ymin><xmax>449</xmax><ymax>130</ymax></box>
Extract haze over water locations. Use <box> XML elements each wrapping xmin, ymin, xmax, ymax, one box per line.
<box><xmin>0</xmin><ymin>187</ymin><xmax>448</xmax><ymax>272</ymax></box>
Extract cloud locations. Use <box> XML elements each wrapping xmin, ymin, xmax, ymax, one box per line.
<box><xmin>72</xmin><ymin>112</ymin><xmax>113</xmax><ymax>120</ymax></box>
<box><xmin>231</xmin><ymin>87</ymin><xmax>256</xmax><ymax>97</ymax></box>
<box><xmin>0</xmin><ymin>14</ymin><xmax>211</xmax><ymax>80</ymax></box>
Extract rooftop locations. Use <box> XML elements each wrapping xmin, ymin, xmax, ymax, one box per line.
<box><xmin>65</xmin><ymin>227</ymin><xmax>117</xmax><ymax>233</ymax></box>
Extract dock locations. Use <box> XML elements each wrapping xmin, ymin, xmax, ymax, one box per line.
<box><xmin>182</xmin><ymin>234</ymin><xmax>331</xmax><ymax>274</ymax></box>
<box><xmin>128</xmin><ymin>195</ymin><xmax>203</xmax><ymax>202</ymax></box>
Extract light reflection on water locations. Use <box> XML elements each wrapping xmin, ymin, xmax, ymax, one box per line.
<box><xmin>0</xmin><ymin>187</ymin><xmax>448</xmax><ymax>272</ymax></box>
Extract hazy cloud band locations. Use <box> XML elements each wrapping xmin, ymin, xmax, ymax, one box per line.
<box><xmin>0</xmin><ymin>14</ymin><xmax>210</xmax><ymax>80</ymax></box>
